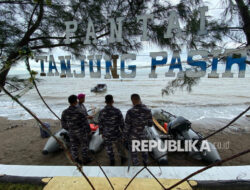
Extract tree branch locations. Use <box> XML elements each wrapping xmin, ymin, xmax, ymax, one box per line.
<box><xmin>29</xmin><ymin>36</ymin><xmax>66</xmax><ymax>41</ymax></box>
<box><xmin>18</xmin><ymin>1</ymin><xmax>44</xmax><ymax>47</ymax></box>
<box><xmin>30</xmin><ymin>43</ymin><xmax>78</xmax><ymax>50</ymax></box>
<box><xmin>27</xmin><ymin>2</ymin><xmax>39</xmax><ymax>30</ymax></box>
<box><xmin>1</xmin><ymin>86</ymin><xmax>95</xmax><ymax>190</ymax></box>
<box><xmin>5</xmin><ymin>82</ymin><xmax>19</xmax><ymax>91</ymax></box>
<box><xmin>26</xmin><ymin>58</ymin><xmax>61</xmax><ymax>120</ymax></box>
<box><xmin>0</xmin><ymin>0</ymin><xmax>44</xmax><ymax>88</ymax></box>
<box><xmin>235</xmin><ymin>0</ymin><xmax>250</xmax><ymax>45</ymax></box>
<box><xmin>29</xmin><ymin>30</ymin><xmax>110</xmax><ymax>42</ymax></box>
<box><xmin>30</xmin><ymin>31</ymin><xmax>110</xmax><ymax>50</ymax></box>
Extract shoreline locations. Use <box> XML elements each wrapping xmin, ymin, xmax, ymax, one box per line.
<box><xmin>0</xmin><ymin>116</ymin><xmax>250</xmax><ymax>166</ymax></box>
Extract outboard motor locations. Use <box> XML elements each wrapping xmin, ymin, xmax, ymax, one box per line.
<box><xmin>168</xmin><ymin>116</ymin><xmax>221</xmax><ymax>164</ymax></box>
<box><xmin>168</xmin><ymin>116</ymin><xmax>191</xmax><ymax>139</ymax></box>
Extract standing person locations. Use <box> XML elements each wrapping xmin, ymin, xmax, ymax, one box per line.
<box><xmin>98</xmin><ymin>95</ymin><xmax>127</xmax><ymax>166</ymax></box>
<box><xmin>61</xmin><ymin>95</ymin><xmax>91</xmax><ymax>165</ymax></box>
<box><xmin>124</xmin><ymin>94</ymin><xmax>153</xmax><ymax>166</ymax></box>
<box><xmin>77</xmin><ymin>93</ymin><xmax>93</xmax><ymax>119</ymax></box>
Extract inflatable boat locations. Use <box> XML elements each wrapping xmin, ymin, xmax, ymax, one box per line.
<box><xmin>42</xmin><ymin>129</ymin><xmax>69</xmax><ymax>155</ymax></box>
<box><xmin>42</xmin><ymin>125</ymin><xmax>104</xmax><ymax>155</ymax></box>
<box><xmin>144</xmin><ymin>126</ymin><xmax>168</xmax><ymax>164</ymax></box>
<box><xmin>89</xmin><ymin>128</ymin><xmax>104</xmax><ymax>153</ymax></box>
<box><xmin>167</xmin><ymin>116</ymin><xmax>221</xmax><ymax>164</ymax></box>
<box><xmin>91</xmin><ymin>84</ymin><xmax>107</xmax><ymax>93</ymax></box>
<box><xmin>152</xmin><ymin>109</ymin><xmax>221</xmax><ymax>164</ymax></box>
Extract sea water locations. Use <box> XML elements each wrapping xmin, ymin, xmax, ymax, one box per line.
<box><xmin>0</xmin><ymin>59</ymin><xmax>249</xmax><ymax>126</ymax></box>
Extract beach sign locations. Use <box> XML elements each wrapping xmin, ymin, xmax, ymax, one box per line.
<box><xmin>35</xmin><ymin>7</ymin><xmax>247</xmax><ymax>79</ymax></box>
<box><xmin>35</xmin><ymin>48</ymin><xmax>247</xmax><ymax>78</ymax></box>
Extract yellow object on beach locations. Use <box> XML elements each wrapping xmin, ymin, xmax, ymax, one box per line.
<box><xmin>43</xmin><ymin>176</ymin><xmax>194</xmax><ymax>190</ymax></box>
<box><xmin>152</xmin><ymin>117</ymin><xmax>167</xmax><ymax>134</ymax></box>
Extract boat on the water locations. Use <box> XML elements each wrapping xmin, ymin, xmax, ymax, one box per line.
<box><xmin>91</xmin><ymin>84</ymin><xmax>107</xmax><ymax>93</ymax></box>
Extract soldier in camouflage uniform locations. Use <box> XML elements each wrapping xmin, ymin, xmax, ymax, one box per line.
<box><xmin>61</xmin><ymin>95</ymin><xmax>91</xmax><ymax>165</ymax></box>
<box><xmin>98</xmin><ymin>95</ymin><xmax>127</xmax><ymax>166</ymax></box>
<box><xmin>124</xmin><ymin>94</ymin><xmax>153</xmax><ymax>166</ymax></box>
<box><xmin>77</xmin><ymin>93</ymin><xmax>93</xmax><ymax>119</ymax></box>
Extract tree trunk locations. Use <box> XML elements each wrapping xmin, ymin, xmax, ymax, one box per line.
<box><xmin>0</xmin><ymin>52</ymin><xmax>19</xmax><ymax>90</ymax></box>
<box><xmin>235</xmin><ymin>0</ymin><xmax>250</xmax><ymax>45</ymax></box>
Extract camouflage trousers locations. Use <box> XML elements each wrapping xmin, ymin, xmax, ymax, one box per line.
<box><xmin>129</xmin><ymin>135</ymin><xmax>148</xmax><ymax>166</ymax></box>
<box><xmin>103</xmin><ymin>137</ymin><xmax>126</xmax><ymax>161</ymax></box>
<box><xmin>69</xmin><ymin>131</ymin><xmax>89</xmax><ymax>161</ymax></box>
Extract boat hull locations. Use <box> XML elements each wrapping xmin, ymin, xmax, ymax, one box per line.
<box><xmin>144</xmin><ymin>126</ymin><xmax>168</xmax><ymax>164</ymax></box>
<box><xmin>42</xmin><ymin>129</ymin><xmax>68</xmax><ymax>155</ymax></box>
<box><xmin>42</xmin><ymin>128</ymin><xmax>104</xmax><ymax>155</ymax></box>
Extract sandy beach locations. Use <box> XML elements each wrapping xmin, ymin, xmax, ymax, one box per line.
<box><xmin>0</xmin><ymin>116</ymin><xmax>249</xmax><ymax>166</ymax></box>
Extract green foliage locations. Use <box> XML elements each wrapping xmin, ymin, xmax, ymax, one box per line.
<box><xmin>18</xmin><ymin>47</ymin><xmax>33</xmax><ymax>58</ymax></box>
<box><xmin>0</xmin><ymin>0</ymin><xmax>243</xmax><ymax>59</ymax></box>
<box><xmin>4</xmin><ymin>76</ymin><xmax>41</xmax><ymax>98</ymax></box>
<box><xmin>46</xmin><ymin>0</ymin><xmax>52</xmax><ymax>6</ymax></box>
<box><xmin>162</xmin><ymin>73</ymin><xmax>200</xmax><ymax>96</ymax></box>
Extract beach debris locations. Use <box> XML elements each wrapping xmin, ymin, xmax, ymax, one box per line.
<box><xmin>39</xmin><ymin>122</ymin><xmax>51</xmax><ymax>138</ymax></box>
<box><xmin>5</xmin><ymin>125</ymin><xmax>20</xmax><ymax>130</ymax></box>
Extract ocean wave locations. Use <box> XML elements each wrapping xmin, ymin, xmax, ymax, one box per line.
<box><xmin>150</xmin><ymin>100</ymin><xmax>250</xmax><ymax>107</ymax></box>
<box><xmin>191</xmin><ymin>93</ymin><xmax>250</xmax><ymax>99</ymax></box>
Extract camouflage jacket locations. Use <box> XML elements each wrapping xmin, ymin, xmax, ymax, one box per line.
<box><xmin>98</xmin><ymin>105</ymin><xmax>124</xmax><ymax>140</ymax></box>
<box><xmin>124</xmin><ymin>104</ymin><xmax>153</xmax><ymax>138</ymax></box>
<box><xmin>77</xmin><ymin>103</ymin><xmax>88</xmax><ymax>116</ymax></box>
<box><xmin>61</xmin><ymin>105</ymin><xmax>90</xmax><ymax>134</ymax></box>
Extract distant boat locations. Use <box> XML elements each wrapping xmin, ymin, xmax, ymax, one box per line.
<box><xmin>91</xmin><ymin>84</ymin><xmax>107</xmax><ymax>93</ymax></box>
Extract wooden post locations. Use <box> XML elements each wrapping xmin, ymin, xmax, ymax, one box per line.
<box><xmin>111</xmin><ymin>55</ymin><xmax>119</xmax><ymax>79</ymax></box>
